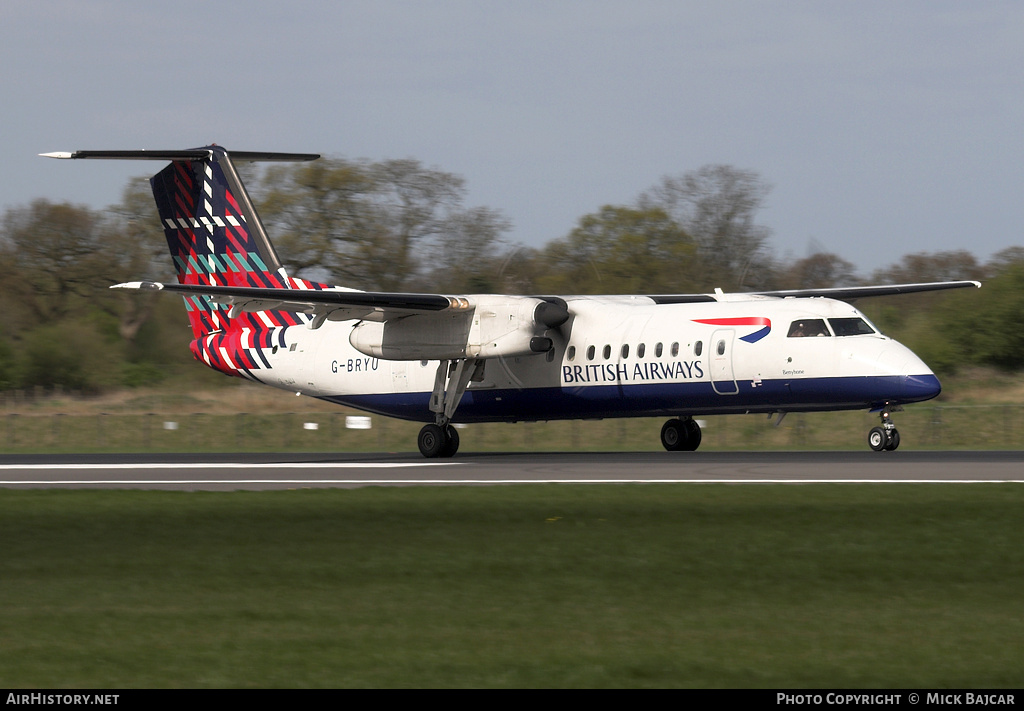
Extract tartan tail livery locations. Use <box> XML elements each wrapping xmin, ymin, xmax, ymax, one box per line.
<box><xmin>150</xmin><ymin>146</ymin><xmax>332</xmax><ymax>380</ymax></box>
<box><xmin>45</xmin><ymin>146</ymin><xmax>326</xmax><ymax>381</ymax></box>
<box><xmin>46</xmin><ymin>144</ymin><xmax>979</xmax><ymax>457</ymax></box>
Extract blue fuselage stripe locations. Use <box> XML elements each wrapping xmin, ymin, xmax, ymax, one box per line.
<box><xmin>320</xmin><ymin>374</ymin><xmax>940</xmax><ymax>423</ymax></box>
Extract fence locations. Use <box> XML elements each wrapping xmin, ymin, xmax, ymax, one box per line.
<box><xmin>2</xmin><ymin>405</ymin><xmax>1023</xmax><ymax>453</ymax></box>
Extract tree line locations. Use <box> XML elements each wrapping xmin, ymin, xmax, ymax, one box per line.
<box><xmin>1</xmin><ymin>157</ymin><xmax>1022</xmax><ymax>392</ymax></box>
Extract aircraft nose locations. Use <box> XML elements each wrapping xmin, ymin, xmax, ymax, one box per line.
<box><xmin>901</xmin><ymin>373</ymin><xmax>941</xmax><ymax>402</ymax></box>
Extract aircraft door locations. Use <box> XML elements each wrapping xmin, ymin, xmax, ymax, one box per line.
<box><xmin>709</xmin><ymin>329</ymin><xmax>739</xmax><ymax>395</ymax></box>
<box><xmin>391</xmin><ymin>361</ymin><xmax>408</xmax><ymax>393</ymax></box>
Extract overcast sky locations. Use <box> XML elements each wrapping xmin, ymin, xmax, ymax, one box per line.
<box><xmin>3</xmin><ymin>1</ymin><xmax>1022</xmax><ymax>277</ymax></box>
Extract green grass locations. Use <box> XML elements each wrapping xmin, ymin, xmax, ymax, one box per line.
<box><xmin>3</xmin><ymin>404</ymin><xmax>1024</xmax><ymax>453</ymax></box>
<box><xmin>2</xmin><ymin>485</ymin><xmax>1023</xmax><ymax>687</ymax></box>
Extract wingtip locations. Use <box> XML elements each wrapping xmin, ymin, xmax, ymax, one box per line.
<box><xmin>39</xmin><ymin>151</ymin><xmax>74</xmax><ymax>159</ymax></box>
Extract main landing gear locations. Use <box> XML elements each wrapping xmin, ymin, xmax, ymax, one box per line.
<box><xmin>417</xmin><ymin>358</ymin><xmax>484</xmax><ymax>458</ymax></box>
<box><xmin>868</xmin><ymin>407</ymin><xmax>901</xmax><ymax>452</ymax></box>
<box><xmin>417</xmin><ymin>423</ymin><xmax>460</xmax><ymax>458</ymax></box>
<box><xmin>661</xmin><ymin>417</ymin><xmax>702</xmax><ymax>451</ymax></box>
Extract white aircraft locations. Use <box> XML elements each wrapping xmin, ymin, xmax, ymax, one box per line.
<box><xmin>44</xmin><ymin>146</ymin><xmax>979</xmax><ymax>457</ymax></box>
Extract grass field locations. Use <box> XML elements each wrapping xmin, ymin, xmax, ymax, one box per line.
<box><xmin>2</xmin><ymin>485</ymin><xmax>1023</xmax><ymax>688</ymax></box>
<box><xmin>3</xmin><ymin>396</ymin><xmax>1024</xmax><ymax>454</ymax></box>
<box><xmin>3</xmin><ymin>368</ymin><xmax>1024</xmax><ymax>453</ymax></box>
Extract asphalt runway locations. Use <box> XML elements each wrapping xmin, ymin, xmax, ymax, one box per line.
<box><xmin>0</xmin><ymin>451</ymin><xmax>1022</xmax><ymax>490</ymax></box>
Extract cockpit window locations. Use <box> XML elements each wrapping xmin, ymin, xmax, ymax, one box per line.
<box><xmin>787</xmin><ymin>319</ymin><xmax>830</xmax><ymax>337</ymax></box>
<box><xmin>828</xmin><ymin>318</ymin><xmax>877</xmax><ymax>336</ymax></box>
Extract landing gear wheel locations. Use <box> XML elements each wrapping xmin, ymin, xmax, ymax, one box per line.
<box><xmin>418</xmin><ymin>424</ymin><xmax>447</xmax><ymax>458</ymax></box>
<box><xmin>884</xmin><ymin>428</ymin><xmax>900</xmax><ymax>451</ymax></box>
<box><xmin>439</xmin><ymin>425</ymin><xmax>460</xmax><ymax>458</ymax></box>
<box><xmin>661</xmin><ymin>420</ymin><xmax>686</xmax><ymax>451</ymax></box>
<box><xmin>868</xmin><ymin>426</ymin><xmax>888</xmax><ymax>452</ymax></box>
<box><xmin>661</xmin><ymin>418</ymin><xmax>702</xmax><ymax>451</ymax></box>
<box><xmin>418</xmin><ymin>423</ymin><xmax>460</xmax><ymax>458</ymax></box>
<box><xmin>682</xmin><ymin>418</ymin><xmax>702</xmax><ymax>451</ymax></box>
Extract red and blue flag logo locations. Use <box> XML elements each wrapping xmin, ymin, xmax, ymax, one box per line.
<box><xmin>693</xmin><ymin>317</ymin><xmax>772</xmax><ymax>343</ymax></box>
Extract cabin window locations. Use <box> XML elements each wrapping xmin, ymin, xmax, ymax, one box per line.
<box><xmin>787</xmin><ymin>319</ymin><xmax>830</xmax><ymax>337</ymax></box>
<box><xmin>655</xmin><ymin>342</ymin><xmax>663</xmax><ymax>357</ymax></box>
<box><xmin>828</xmin><ymin>318</ymin><xmax>876</xmax><ymax>336</ymax></box>
<box><xmin>717</xmin><ymin>340</ymin><xmax>726</xmax><ymax>356</ymax></box>
<box><xmin>603</xmin><ymin>344</ymin><xmax>611</xmax><ymax>360</ymax></box>
<box><xmin>671</xmin><ymin>342</ymin><xmax>679</xmax><ymax>357</ymax></box>
<box><xmin>694</xmin><ymin>341</ymin><xmax>702</xmax><ymax>356</ymax></box>
<box><xmin>621</xmin><ymin>344</ymin><xmax>630</xmax><ymax>359</ymax></box>
<box><xmin>637</xmin><ymin>343</ymin><xmax>646</xmax><ymax>358</ymax></box>
<box><xmin>567</xmin><ymin>346</ymin><xmax>576</xmax><ymax>361</ymax></box>
<box><xmin>587</xmin><ymin>345</ymin><xmax>596</xmax><ymax>361</ymax></box>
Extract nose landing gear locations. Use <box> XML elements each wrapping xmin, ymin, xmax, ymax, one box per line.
<box><xmin>868</xmin><ymin>408</ymin><xmax>900</xmax><ymax>451</ymax></box>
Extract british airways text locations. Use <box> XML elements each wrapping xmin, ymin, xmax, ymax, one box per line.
<box><xmin>562</xmin><ymin>360</ymin><xmax>704</xmax><ymax>384</ymax></box>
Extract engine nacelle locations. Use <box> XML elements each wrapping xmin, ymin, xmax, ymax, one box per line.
<box><xmin>349</xmin><ymin>295</ymin><xmax>568</xmax><ymax>361</ymax></box>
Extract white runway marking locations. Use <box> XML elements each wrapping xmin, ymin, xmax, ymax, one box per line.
<box><xmin>1</xmin><ymin>478</ymin><xmax>1022</xmax><ymax>486</ymax></box>
<box><xmin>0</xmin><ymin>462</ymin><xmax>457</xmax><ymax>470</ymax></box>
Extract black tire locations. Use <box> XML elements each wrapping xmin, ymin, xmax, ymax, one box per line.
<box><xmin>884</xmin><ymin>428</ymin><xmax>901</xmax><ymax>451</ymax></box>
<box><xmin>439</xmin><ymin>425</ymin><xmax>460</xmax><ymax>457</ymax></box>
<box><xmin>683</xmin><ymin>418</ymin><xmax>702</xmax><ymax>451</ymax></box>
<box><xmin>418</xmin><ymin>424</ymin><xmax>446</xmax><ymax>458</ymax></box>
<box><xmin>661</xmin><ymin>419</ymin><xmax>686</xmax><ymax>451</ymax></box>
<box><xmin>868</xmin><ymin>426</ymin><xmax>887</xmax><ymax>452</ymax></box>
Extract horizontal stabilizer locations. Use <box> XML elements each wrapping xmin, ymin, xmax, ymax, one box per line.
<box><xmin>40</xmin><ymin>149</ymin><xmax>320</xmax><ymax>162</ymax></box>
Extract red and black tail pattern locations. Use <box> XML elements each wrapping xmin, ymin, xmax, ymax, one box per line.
<box><xmin>149</xmin><ymin>146</ymin><xmax>328</xmax><ymax>379</ymax></box>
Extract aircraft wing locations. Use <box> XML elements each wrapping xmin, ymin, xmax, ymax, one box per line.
<box><xmin>115</xmin><ymin>279</ymin><xmax>982</xmax><ymax>321</ymax></box>
<box><xmin>648</xmin><ymin>280</ymin><xmax>980</xmax><ymax>303</ymax></box>
<box><xmin>749</xmin><ymin>280</ymin><xmax>981</xmax><ymax>300</ymax></box>
<box><xmin>111</xmin><ymin>280</ymin><xmax>460</xmax><ymax>325</ymax></box>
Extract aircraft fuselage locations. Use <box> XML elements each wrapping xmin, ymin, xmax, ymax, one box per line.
<box><xmin>243</xmin><ymin>294</ymin><xmax>939</xmax><ymax>423</ymax></box>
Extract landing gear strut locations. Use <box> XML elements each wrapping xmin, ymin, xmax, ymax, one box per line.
<box><xmin>868</xmin><ymin>408</ymin><xmax>901</xmax><ymax>452</ymax></box>
<box><xmin>417</xmin><ymin>358</ymin><xmax>483</xmax><ymax>458</ymax></box>
<box><xmin>661</xmin><ymin>417</ymin><xmax>702</xmax><ymax>451</ymax></box>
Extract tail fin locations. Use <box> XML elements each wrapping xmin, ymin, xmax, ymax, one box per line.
<box><xmin>43</xmin><ymin>146</ymin><xmax>323</xmax><ymax>382</ymax></box>
<box><xmin>148</xmin><ymin>146</ymin><xmax>320</xmax><ymax>338</ymax></box>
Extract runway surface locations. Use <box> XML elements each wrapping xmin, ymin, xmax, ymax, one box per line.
<box><xmin>0</xmin><ymin>451</ymin><xmax>1022</xmax><ymax>490</ymax></box>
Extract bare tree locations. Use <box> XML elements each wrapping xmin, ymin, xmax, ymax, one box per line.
<box><xmin>255</xmin><ymin>157</ymin><xmax>509</xmax><ymax>291</ymax></box>
<box><xmin>781</xmin><ymin>252</ymin><xmax>860</xmax><ymax>289</ymax></box>
<box><xmin>638</xmin><ymin>165</ymin><xmax>774</xmax><ymax>290</ymax></box>
<box><xmin>872</xmin><ymin>250</ymin><xmax>983</xmax><ymax>283</ymax></box>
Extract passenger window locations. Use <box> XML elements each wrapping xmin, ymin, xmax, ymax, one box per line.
<box><xmin>567</xmin><ymin>346</ymin><xmax>576</xmax><ymax>362</ymax></box>
<box><xmin>671</xmin><ymin>342</ymin><xmax>679</xmax><ymax>357</ymax></box>
<box><xmin>694</xmin><ymin>341</ymin><xmax>702</xmax><ymax>356</ymax></box>
<box><xmin>717</xmin><ymin>340</ymin><xmax>726</xmax><ymax>356</ymax></box>
<box><xmin>637</xmin><ymin>343</ymin><xmax>646</xmax><ymax>358</ymax></box>
<box><xmin>655</xmin><ymin>343</ymin><xmax>663</xmax><ymax>357</ymax></box>
<box><xmin>603</xmin><ymin>344</ymin><xmax>611</xmax><ymax>360</ymax></box>
<box><xmin>587</xmin><ymin>345</ymin><xmax>595</xmax><ymax>361</ymax></box>
<box><xmin>787</xmin><ymin>319</ymin><xmax>830</xmax><ymax>337</ymax></box>
<box><xmin>621</xmin><ymin>344</ymin><xmax>630</xmax><ymax>359</ymax></box>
